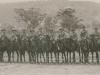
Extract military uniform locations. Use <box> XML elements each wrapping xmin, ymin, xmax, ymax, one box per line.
<box><xmin>80</xmin><ymin>28</ymin><xmax>88</xmax><ymax>40</ymax></box>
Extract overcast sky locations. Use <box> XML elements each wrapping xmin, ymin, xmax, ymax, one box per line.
<box><xmin>0</xmin><ymin>0</ymin><xmax>100</xmax><ymax>3</ymax></box>
<box><xmin>0</xmin><ymin>0</ymin><xmax>47</xmax><ymax>3</ymax></box>
<box><xmin>70</xmin><ymin>0</ymin><xmax>100</xmax><ymax>3</ymax></box>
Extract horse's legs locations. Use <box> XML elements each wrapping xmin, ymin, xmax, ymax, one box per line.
<box><xmin>69</xmin><ymin>52</ymin><xmax>71</xmax><ymax>63</ymax></box>
<box><xmin>73</xmin><ymin>51</ymin><xmax>76</xmax><ymax>63</ymax></box>
<box><xmin>82</xmin><ymin>52</ymin><xmax>84</xmax><ymax>63</ymax></box>
<box><xmin>20</xmin><ymin>52</ymin><xmax>23</xmax><ymax>63</ymax></box>
<box><xmin>67</xmin><ymin>51</ymin><xmax>69</xmax><ymax>63</ymax></box>
<box><xmin>23</xmin><ymin>52</ymin><xmax>26</xmax><ymax>63</ymax></box>
<box><xmin>41</xmin><ymin>52</ymin><xmax>45</xmax><ymax>63</ymax></box>
<box><xmin>39</xmin><ymin>52</ymin><xmax>42</xmax><ymax>63</ymax></box>
<box><xmin>54</xmin><ymin>52</ymin><xmax>57</xmax><ymax>63</ymax></box>
<box><xmin>79</xmin><ymin>50</ymin><xmax>81</xmax><ymax>63</ymax></box>
<box><xmin>86</xmin><ymin>52</ymin><xmax>89</xmax><ymax>63</ymax></box>
<box><xmin>83</xmin><ymin>52</ymin><xmax>86</xmax><ymax>64</ymax></box>
<box><xmin>46</xmin><ymin>52</ymin><xmax>49</xmax><ymax>63</ymax></box>
<box><xmin>0</xmin><ymin>51</ymin><xmax>4</xmax><ymax>62</ymax></box>
<box><xmin>96</xmin><ymin>51</ymin><xmax>99</xmax><ymax>63</ymax></box>
<box><xmin>16</xmin><ymin>51</ymin><xmax>19</xmax><ymax>63</ymax></box>
<box><xmin>91</xmin><ymin>52</ymin><xmax>94</xmax><ymax>63</ymax></box>
<box><xmin>36</xmin><ymin>52</ymin><xmax>39</xmax><ymax>63</ymax></box>
<box><xmin>28</xmin><ymin>51</ymin><xmax>32</xmax><ymax>63</ymax></box>
<box><xmin>84</xmin><ymin>51</ymin><xmax>89</xmax><ymax>64</ymax></box>
<box><xmin>7</xmin><ymin>51</ymin><xmax>11</xmax><ymax>63</ymax></box>
<box><xmin>12</xmin><ymin>51</ymin><xmax>15</xmax><ymax>63</ymax></box>
<box><xmin>62</xmin><ymin>52</ymin><xmax>64</xmax><ymax>63</ymax></box>
<box><xmin>64</xmin><ymin>52</ymin><xmax>67</xmax><ymax>63</ymax></box>
<box><xmin>33</xmin><ymin>52</ymin><xmax>36</xmax><ymax>63</ymax></box>
<box><xmin>50</xmin><ymin>52</ymin><xmax>53</xmax><ymax>63</ymax></box>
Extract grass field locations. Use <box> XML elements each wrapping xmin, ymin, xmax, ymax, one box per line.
<box><xmin>0</xmin><ymin>63</ymin><xmax>100</xmax><ymax>75</ymax></box>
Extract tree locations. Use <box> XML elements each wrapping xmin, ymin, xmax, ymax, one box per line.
<box><xmin>15</xmin><ymin>8</ymin><xmax>45</xmax><ymax>31</ymax></box>
<box><xmin>56</xmin><ymin>8</ymin><xmax>83</xmax><ymax>33</ymax></box>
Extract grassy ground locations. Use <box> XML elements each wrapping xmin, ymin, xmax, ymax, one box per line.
<box><xmin>0</xmin><ymin>63</ymin><xmax>100</xmax><ymax>75</ymax></box>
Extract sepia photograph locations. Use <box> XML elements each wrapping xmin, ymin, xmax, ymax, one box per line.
<box><xmin>0</xmin><ymin>0</ymin><xmax>100</xmax><ymax>75</ymax></box>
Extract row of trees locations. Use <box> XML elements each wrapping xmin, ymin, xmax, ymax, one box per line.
<box><xmin>0</xmin><ymin>7</ymin><xmax>100</xmax><ymax>64</ymax></box>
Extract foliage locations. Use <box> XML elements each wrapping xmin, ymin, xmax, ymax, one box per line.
<box><xmin>15</xmin><ymin>8</ymin><xmax>45</xmax><ymax>31</ymax></box>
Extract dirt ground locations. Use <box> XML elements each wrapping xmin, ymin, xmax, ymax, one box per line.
<box><xmin>0</xmin><ymin>63</ymin><xmax>100</xmax><ymax>75</ymax></box>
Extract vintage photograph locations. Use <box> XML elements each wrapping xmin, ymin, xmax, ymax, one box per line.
<box><xmin>0</xmin><ymin>0</ymin><xmax>100</xmax><ymax>75</ymax></box>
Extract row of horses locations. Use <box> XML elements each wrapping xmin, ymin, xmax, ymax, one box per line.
<box><xmin>0</xmin><ymin>31</ymin><xmax>100</xmax><ymax>64</ymax></box>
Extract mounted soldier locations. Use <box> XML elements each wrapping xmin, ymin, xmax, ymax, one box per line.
<box><xmin>55</xmin><ymin>28</ymin><xmax>66</xmax><ymax>63</ymax></box>
<box><xmin>69</xmin><ymin>29</ymin><xmax>78</xmax><ymax>63</ymax></box>
<box><xmin>80</xmin><ymin>26</ymin><xmax>89</xmax><ymax>63</ymax></box>
<box><xmin>0</xmin><ymin>29</ymin><xmax>11</xmax><ymax>62</ymax></box>
<box><xmin>0</xmin><ymin>30</ymin><xmax>6</xmax><ymax>62</ymax></box>
<box><xmin>80</xmin><ymin>26</ymin><xmax>88</xmax><ymax>40</ymax></box>
<box><xmin>90</xmin><ymin>27</ymin><xmax>100</xmax><ymax>63</ymax></box>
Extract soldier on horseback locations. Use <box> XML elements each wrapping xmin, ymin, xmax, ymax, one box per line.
<box><xmin>69</xmin><ymin>29</ymin><xmax>78</xmax><ymax>63</ymax></box>
<box><xmin>80</xmin><ymin>26</ymin><xmax>89</xmax><ymax>63</ymax></box>
<box><xmin>90</xmin><ymin>27</ymin><xmax>100</xmax><ymax>63</ymax></box>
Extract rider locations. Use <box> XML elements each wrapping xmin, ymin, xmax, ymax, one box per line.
<box><xmin>93</xmin><ymin>27</ymin><xmax>100</xmax><ymax>39</ymax></box>
<box><xmin>80</xmin><ymin>26</ymin><xmax>88</xmax><ymax>40</ymax></box>
<box><xmin>70</xmin><ymin>29</ymin><xmax>78</xmax><ymax>41</ymax></box>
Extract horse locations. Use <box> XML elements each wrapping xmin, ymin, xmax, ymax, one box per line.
<box><xmin>80</xmin><ymin>38</ymin><xmax>90</xmax><ymax>63</ymax></box>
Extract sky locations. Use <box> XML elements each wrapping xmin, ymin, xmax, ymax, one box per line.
<box><xmin>0</xmin><ymin>0</ymin><xmax>100</xmax><ymax>3</ymax></box>
<box><xmin>0</xmin><ymin>0</ymin><xmax>48</xmax><ymax>3</ymax></box>
<box><xmin>70</xmin><ymin>0</ymin><xmax>100</xmax><ymax>3</ymax></box>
